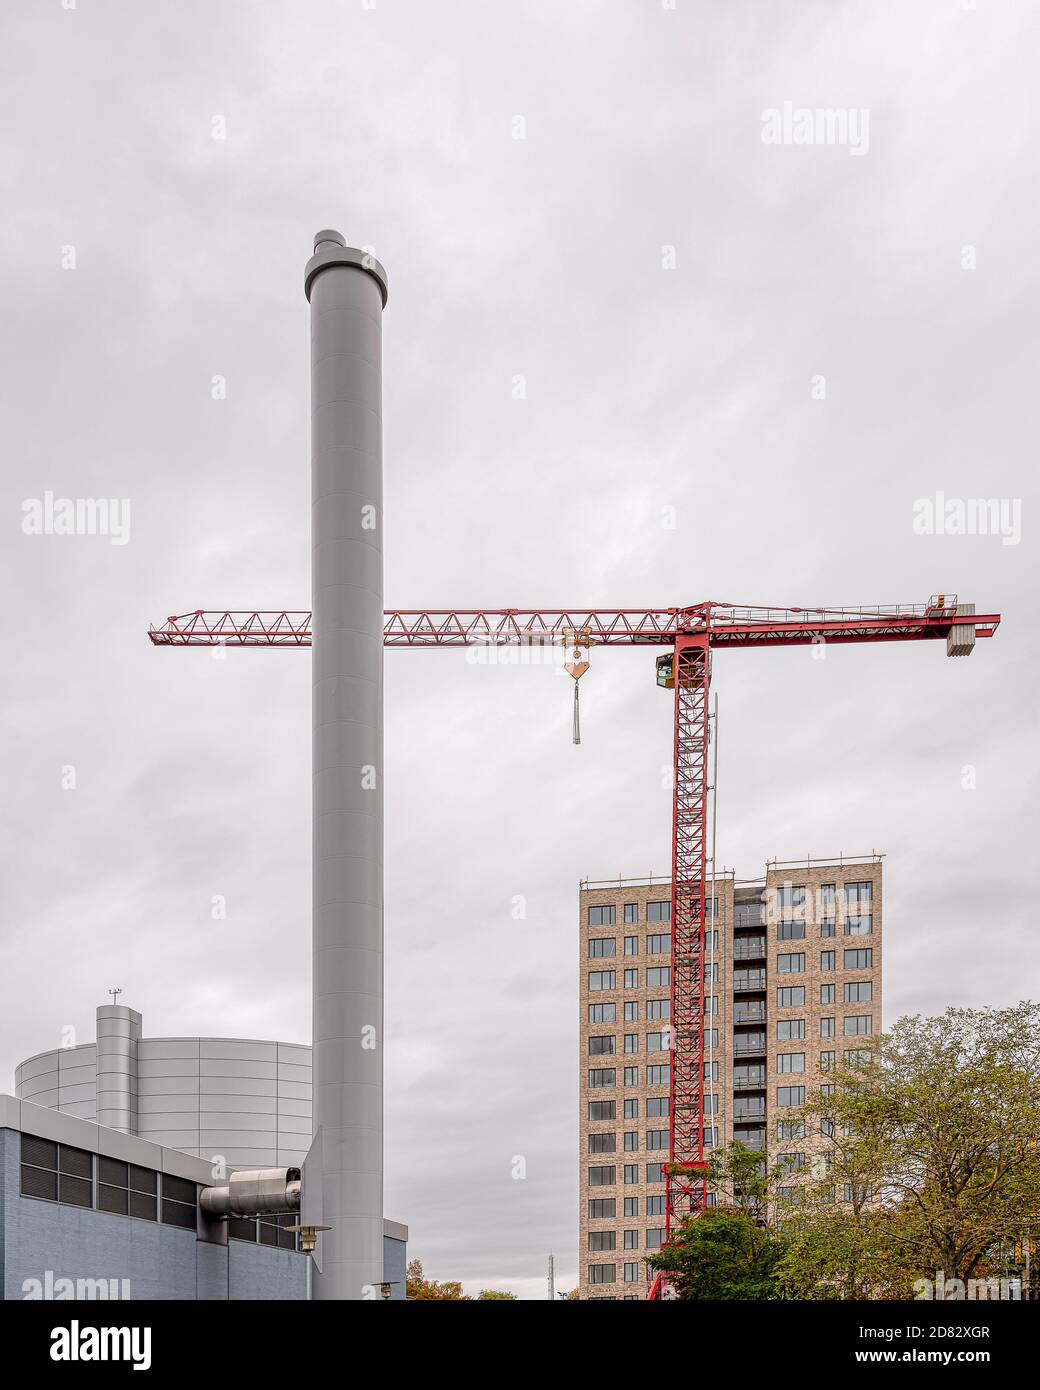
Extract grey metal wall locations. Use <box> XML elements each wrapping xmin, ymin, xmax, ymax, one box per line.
<box><xmin>15</xmin><ymin>1045</ymin><xmax>97</xmax><ymax>1121</ymax></box>
<box><xmin>0</xmin><ymin>1128</ymin><xmax>307</xmax><ymax>1301</ymax></box>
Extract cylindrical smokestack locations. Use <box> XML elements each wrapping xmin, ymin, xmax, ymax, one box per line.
<box><xmin>305</xmin><ymin>230</ymin><xmax>388</xmax><ymax>1300</ymax></box>
<box><xmin>95</xmin><ymin>1003</ymin><xmax>141</xmax><ymax>1135</ymax></box>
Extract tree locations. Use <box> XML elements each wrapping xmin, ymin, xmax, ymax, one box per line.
<box><xmin>406</xmin><ymin>1258</ymin><xmax>469</xmax><ymax>1300</ymax></box>
<box><xmin>476</xmin><ymin>1289</ymin><xmax>518</xmax><ymax>1299</ymax></box>
<box><xmin>777</xmin><ymin>1003</ymin><xmax>1040</xmax><ymax>1296</ymax></box>
<box><xmin>646</xmin><ymin>1206</ymin><xmax>787</xmax><ymax>1300</ymax></box>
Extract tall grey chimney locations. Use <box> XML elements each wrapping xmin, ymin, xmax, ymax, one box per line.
<box><xmin>304</xmin><ymin>231</ymin><xmax>388</xmax><ymax>1300</ymax></box>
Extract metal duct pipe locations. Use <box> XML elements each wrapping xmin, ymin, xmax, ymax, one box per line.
<box><xmin>199</xmin><ymin>1167</ymin><xmax>301</xmax><ymax>1219</ymax></box>
<box><xmin>304</xmin><ymin>230</ymin><xmax>388</xmax><ymax>1300</ymax></box>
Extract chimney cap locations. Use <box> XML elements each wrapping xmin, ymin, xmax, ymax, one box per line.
<box><xmin>313</xmin><ymin>228</ymin><xmax>347</xmax><ymax>251</ymax></box>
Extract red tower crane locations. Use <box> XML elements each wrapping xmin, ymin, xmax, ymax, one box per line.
<box><xmin>149</xmin><ymin>595</ymin><xmax>1000</xmax><ymax>1294</ymax></box>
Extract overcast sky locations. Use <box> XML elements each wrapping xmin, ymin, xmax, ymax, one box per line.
<box><xmin>1</xmin><ymin>0</ymin><xmax>1037</xmax><ymax>1298</ymax></box>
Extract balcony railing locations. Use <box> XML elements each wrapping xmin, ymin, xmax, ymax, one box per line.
<box><xmin>734</xmin><ymin>1102</ymin><xmax>766</xmax><ymax>1120</ymax></box>
<box><xmin>733</xmin><ymin>1037</ymin><xmax>766</xmax><ymax>1056</ymax></box>
<box><xmin>732</xmin><ymin>1131</ymin><xmax>766</xmax><ymax>1151</ymax></box>
<box><xmin>732</xmin><ymin>939</ymin><xmax>766</xmax><ymax>960</ymax></box>
<box><xmin>733</xmin><ymin>970</ymin><xmax>766</xmax><ymax>991</ymax></box>
<box><xmin>733</xmin><ymin>1003</ymin><xmax>766</xmax><ymax>1023</ymax></box>
<box><xmin>733</xmin><ymin>907</ymin><xmax>766</xmax><ymax>928</ymax></box>
<box><xmin>733</xmin><ymin>1068</ymin><xmax>766</xmax><ymax>1088</ymax></box>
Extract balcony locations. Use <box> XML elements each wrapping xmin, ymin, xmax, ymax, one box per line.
<box><xmin>733</xmin><ymin>1066</ymin><xmax>766</xmax><ymax>1089</ymax></box>
<box><xmin>733</xmin><ymin>1101</ymin><xmax>766</xmax><ymax>1121</ymax></box>
<box><xmin>732</xmin><ymin>938</ymin><xmax>766</xmax><ymax>961</ymax></box>
<box><xmin>733</xmin><ymin>1035</ymin><xmax>766</xmax><ymax>1056</ymax></box>
<box><xmin>733</xmin><ymin>906</ymin><xmax>766</xmax><ymax>928</ymax></box>
<box><xmin>734</xmin><ymin>1008</ymin><xmax>765</xmax><ymax>1025</ymax></box>
<box><xmin>733</xmin><ymin>1128</ymin><xmax>766</xmax><ymax>1152</ymax></box>
<box><xmin>733</xmin><ymin>969</ymin><xmax>766</xmax><ymax>992</ymax></box>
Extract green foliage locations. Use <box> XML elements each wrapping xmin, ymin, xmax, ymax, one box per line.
<box><xmin>647</xmin><ymin>1206</ymin><xmax>787</xmax><ymax>1300</ymax></box>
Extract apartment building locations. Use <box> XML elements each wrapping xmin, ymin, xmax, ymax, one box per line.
<box><xmin>578</xmin><ymin>856</ymin><xmax>883</xmax><ymax>1299</ymax></box>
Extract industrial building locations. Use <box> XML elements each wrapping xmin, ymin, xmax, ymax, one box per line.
<box><xmin>6</xmin><ymin>1001</ymin><xmax>407</xmax><ymax>1299</ymax></box>
<box><xmin>578</xmin><ymin>856</ymin><xmax>883</xmax><ymax>1300</ymax></box>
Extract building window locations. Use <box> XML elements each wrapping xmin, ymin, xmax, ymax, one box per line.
<box><xmin>844</xmin><ymin>882</ymin><xmax>873</xmax><ymax>935</ymax></box>
<box><xmin>844</xmin><ymin>948</ymin><xmax>873</xmax><ymax>970</ymax></box>
<box><xmin>646</xmin><ymin>1129</ymin><xmax>669</xmax><ymax>1150</ymax></box>
<box><xmin>820</xmin><ymin>1118</ymin><xmax>835</xmax><ymax>1138</ymax></box>
<box><xmin>588</xmin><ymin>1002</ymin><xmax>616</xmax><ymax>1023</ymax></box>
<box><xmin>588</xmin><ymin>1100</ymin><xmax>616</xmax><ymax>1121</ymax></box>
<box><xmin>777</xmin><ymin>1120</ymin><xmax>805</xmax><ymax>1140</ymax></box>
<box><xmin>646</xmin><ymin>934</ymin><xmax>670</xmax><ymax>955</ymax></box>
<box><xmin>646</xmin><ymin>1033</ymin><xmax>668</xmax><ymax>1053</ymax></box>
<box><xmin>647</xmin><ymin>901</ymin><xmax>671</xmax><ymax>922</ymax></box>
<box><xmin>588</xmin><ymin>1166</ymin><xmax>616</xmax><ymax>1186</ymax></box>
<box><xmin>623</xmin><ymin>1262</ymin><xmax>640</xmax><ymax>1283</ymax></box>
<box><xmin>623</xmin><ymin>1098</ymin><xmax>638</xmax><ymax>1120</ymax></box>
<box><xmin>624</xmin><ymin>1034</ymin><xmax>638</xmax><ymax>1054</ymax></box>
<box><xmin>624</xmin><ymin>935</ymin><xmax>638</xmax><ymax>956</ymax></box>
<box><xmin>844</xmin><ymin>1015</ymin><xmax>873</xmax><ymax>1036</ymax></box>
<box><xmin>20</xmin><ymin>1136</ymin><xmax>94</xmax><ymax>1209</ymax></box>
<box><xmin>703</xmin><ymin>996</ymin><xmax>718</xmax><ymax>1016</ymax></box>
<box><xmin>702</xmin><ymin>1094</ymin><xmax>719</xmax><ymax>1115</ymax></box>
<box><xmin>703</xmin><ymin>1126</ymin><xmax>719</xmax><ymax>1148</ymax></box>
<box><xmin>844</xmin><ymin>1048</ymin><xmax>873</xmax><ymax>1066</ymax></box>
<box><xmin>646</xmin><ymin>967</ymin><xmax>670</xmax><ymax>988</ymax></box>
<box><xmin>820</xmin><ymin>918</ymin><xmax>836</xmax><ymax>938</ymax></box>
<box><xmin>588</xmin><ymin>1263</ymin><xmax>617</xmax><ymax>1284</ymax></box>
<box><xmin>589</xmin><ymin>1034</ymin><xmax>616</xmax><ymax>1056</ymax></box>
<box><xmin>820</xmin><ymin>1016</ymin><xmax>835</xmax><ymax>1038</ymax></box>
<box><xmin>777</xmin><ymin>921</ymin><xmax>806</xmax><ymax>940</ymax></box>
<box><xmin>624</xmin><ymin>1131</ymin><xmax>638</xmax><ymax>1152</ymax></box>
<box><xmin>703</xmin><ymin>962</ymin><xmax>719</xmax><ymax>984</ymax></box>
<box><xmin>844</xmin><ymin>981</ymin><xmax>873</xmax><ymax>1003</ymax></box>
<box><xmin>588</xmin><ymin>1230</ymin><xmax>616</xmax><ymax>1251</ymax></box>
<box><xmin>777</xmin><ymin>953</ymin><xmax>805</xmax><ymax>973</ymax></box>
<box><xmin>646</xmin><ymin>1065</ymin><xmax>669</xmax><ymax>1086</ymax></box>
<box><xmin>778</xmin><ymin>1152</ymin><xmax>806</xmax><ymax>1174</ymax></box>
<box><xmin>624</xmin><ymin>1001</ymin><xmax>638</xmax><ymax>1022</ymax></box>
<box><xmin>777</xmin><ymin>1086</ymin><xmax>805</xmax><ymax>1107</ymax></box>
<box><xmin>589</xmin><ymin>1132</ymin><xmax>616</xmax><ymax>1154</ymax></box>
<box><xmin>703</xmin><ymin>1060</ymin><xmax>719</xmax><ymax>1082</ymax></box>
<box><xmin>624</xmin><ymin>1067</ymin><xmax>638</xmax><ymax>1086</ymax></box>
<box><xmin>820</xmin><ymin>950</ymin><xmax>836</xmax><ymax>971</ymax></box>
<box><xmin>777</xmin><ymin>1053</ymin><xmax>805</xmax><ymax>1074</ymax></box>
<box><xmin>588</xmin><ymin>905</ymin><xmax>616</xmax><ymax>926</ymax></box>
<box><xmin>820</xmin><ymin>984</ymin><xmax>836</xmax><ymax>1005</ymax></box>
<box><xmin>776</xmin><ymin>986</ymin><xmax>805</xmax><ymax>1007</ymax></box>
<box><xmin>646</xmin><ymin>1097</ymin><xmax>669</xmax><ymax>1118</ymax></box>
<box><xmin>589</xmin><ymin>1068</ymin><xmax>616</xmax><ymax>1088</ymax></box>
<box><xmin>819</xmin><ymin>1050</ymin><xmax>836</xmax><ymax>1071</ymax></box>
<box><xmin>161</xmin><ymin>1173</ymin><xmax>198</xmax><ymax>1230</ymax></box>
<box><xmin>704</xmin><ymin>1028</ymin><xmax>719</xmax><ymax>1049</ymax></box>
<box><xmin>97</xmin><ymin>1157</ymin><xmax>159</xmax><ymax>1220</ymax></box>
<box><xmin>647</xmin><ymin>1195</ymin><xmax>665</xmax><ymax>1216</ymax></box>
<box><xmin>820</xmin><ymin>1083</ymin><xmax>835</xmax><ymax>1098</ymax></box>
<box><xmin>646</xmin><ymin>1228</ymin><xmax>666</xmax><ymax>1249</ymax></box>
<box><xmin>623</xmin><ymin>1165</ymin><xmax>639</xmax><ymax>1184</ymax></box>
<box><xmin>589</xmin><ymin>938</ymin><xmax>616</xmax><ymax>958</ymax></box>
<box><xmin>777</xmin><ymin>1187</ymin><xmax>803</xmax><ymax>1205</ymax></box>
<box><xmin>777</xmin><ymin>884</ymin><xmax>806</xmax><ymax>911</ymax></box>
<box><xmin>623</xmin><ymin>1229</ymin><xmax>639</xmax><ymax>1250</ymax></box>
<box><xmin>624</xmin><ymin>969</ymin><xmax>639</xmax><ymax>989</ymax></box>
<box><xmin>624</xmin><ymin>1197</ymin><xmax>638</xmax><ymax>1217</ymax></box>
<box><xmin>646</xmin><ymin>1163</ymin><xmax>665</xmax><ymax>1183</ymax></box>
<box><xmin>588</xmin><ymin>971</ymin><xmax>615</xmax><ymax>991</ymax></box>
<box><xmin>819</xmin><ymin>883</ymin><xmax>836</xmax><ymax>915</ymax></box>
<box><xmin>776</xmin><ymin>1019</ymin><xmax>805</xmax><ymax>1041</ymax></box>
<box><xmin>624</xmin><ymin>903</ymin><xmax>639</xmax><ymax>924</ymax></box>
